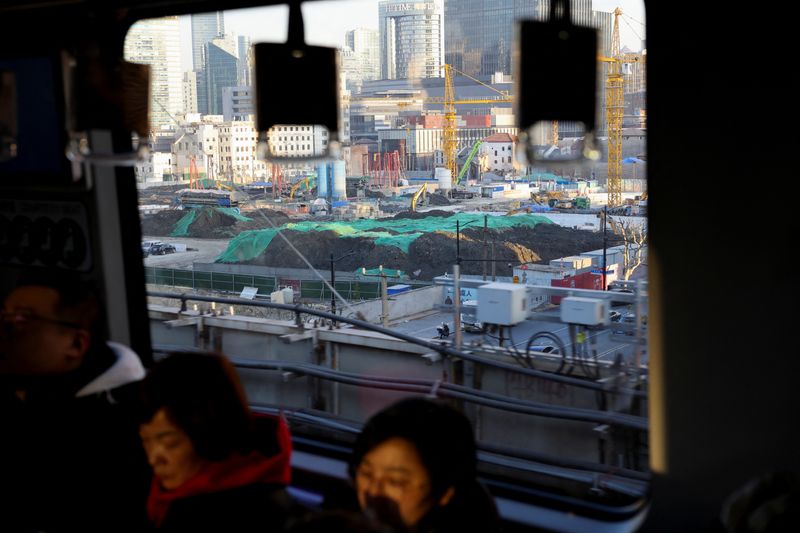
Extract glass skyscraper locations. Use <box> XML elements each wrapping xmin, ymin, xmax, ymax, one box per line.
<box><xmin>444</xmin><ymin>0</ymin><xmax>593</xmax><ymax>77</ymax></box>
<box><xmin>204</xmin><ymin>37</ymin><xmax>239</xmax><ymax>116</ymax></box>
<box><xmin>379</xmin><ymin>0</ymin><xmax>442</xmax><ymax>80</ymax></box>
<box><xmin>191</xmin><ymin>12</ymin><xmax>225</xmax><ymax>114</ymax></box>
<box><xmin>124</xmin><ymin>16</ymin><xmax>182</xmax><ymax>133</ymax></box>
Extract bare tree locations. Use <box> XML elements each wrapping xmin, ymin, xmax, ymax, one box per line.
<box><xmin>607</xmin><ymin>217</ymin><xmax>647</xmax><ymax>280</ymax></box>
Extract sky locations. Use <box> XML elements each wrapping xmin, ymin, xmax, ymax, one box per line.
<box><xmin>179</xmin><ymin>0</ymin><xmax>645</xmax><ymax>70</ymax></box>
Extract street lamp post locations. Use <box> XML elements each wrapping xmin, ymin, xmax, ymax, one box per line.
<box><xmin>456</xmin><ymin>218</ymin><xmax>479</xmax><ymax>266</ymax></box>
<box><xmin>360</xmin><ymin>265</ymin><xmax>390</xmax><ymax>327</ymax></box>
<box><xmin>602</xmin><ymin>206</ymin><xmax>608</xmax><ymax>290</ymax></box>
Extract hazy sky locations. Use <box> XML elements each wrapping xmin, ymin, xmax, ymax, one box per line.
<box><xmin>179</xmin><ymin>0</ymin><xmax>645</xmax><ymax>70</ymax></box>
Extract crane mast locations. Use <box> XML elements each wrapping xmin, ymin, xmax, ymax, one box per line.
<box><xmin>438</xmin><ymin>64</ymin><xmax>512</xmax><ymax>181</ymax></box>
<box><xmin>606</xmin><ymin>7</ymin><xmax>625</xmax><ymax>208</ymax></box>
<box><xmin>442</xmin><ymin>64</ymin><xmax>458</xmax><ymax>178</ymax></box>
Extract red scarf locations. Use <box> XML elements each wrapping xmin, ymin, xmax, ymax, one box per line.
<box><xmin>147</xmin><ymin>417</ymin><xmax>292</xmax><ymax>527</ymax></box>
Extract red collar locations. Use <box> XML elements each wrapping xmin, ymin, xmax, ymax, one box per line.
<box><xmin>147</xmin><ymin>417</ymin><xmax>291</xmax><ymax>526</ymax></box>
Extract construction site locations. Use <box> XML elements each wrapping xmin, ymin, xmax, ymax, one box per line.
<box><xmin>138</xmin><ymin>9</ymin><xmax>645</xmax><ymax>292</ymax></box>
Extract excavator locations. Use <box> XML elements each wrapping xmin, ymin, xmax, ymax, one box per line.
<box><xmin>289</xmin><ymin>176</ymin><xmax>315</xmax><ymax>199</ymax></box>
<box><xmin>450</xmin><ymin>140</ymin><xmax>482</xmax><ymax>200</ymax></box>
<box><xmin>455</xmin><ymin>140</ymin><xmax>483</xmax><ymax>186</ymax></box>
<box><xmin>411</xmin><ymin>182</ymin><xmax>428</xmax><ymax>211</ymax></box>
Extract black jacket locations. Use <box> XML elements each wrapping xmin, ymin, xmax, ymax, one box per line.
<box><xmin>0</xmin><ymin>343</ymin><xmax>150</xmax><ymax>532</ymax></box>
<box><xmin>156</xmin><ymin>483</ymin><xmax>298</xmax><ymax>532</ymax></box>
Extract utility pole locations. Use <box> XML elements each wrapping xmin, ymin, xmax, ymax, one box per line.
<box><xmin>482</xmin><ymin>214</ymin><xmax>488</xmax><ymax>281</ymax></box>
<box><xmin>491</xmin><ymin>242</ymin><xmax>496</xmax><ymax>281</ymax></box>
<box><xmin>329</xmin><ymin>250</ymin><xmax>355</xmax><ymax>325</ymax></box>
<box><xmin>380</xmin><ymin>269</ymin><xmax>388</xmax><ymax>328</ymax></box>
<box><xmin>330</xmin><ymin>253</ymin><xmax>336</xmax><ymax>316</ymax></box>
<box><xmin>602</xmin><ymin>206</ymin><xmax>608</xmax><ymax>290</ymax></box>
<box><xmin>453</xmin><ymin>264</ymin><xmax>462</xmax><ymax>348</ymax></box>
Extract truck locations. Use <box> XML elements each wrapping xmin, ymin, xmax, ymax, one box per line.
<box><xmin>177</xmin><ymin>189</ymin><xmax>240</xmax><ymax>208</ymax></box>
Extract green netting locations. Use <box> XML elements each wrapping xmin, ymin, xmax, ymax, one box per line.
<box><xmin>216</xmin><ymin>213</ymin><xmax>553</xmax><ymax>263</ymax></box>
<box><xmin>217</xmin><ymin>207</ymin><xmax>251</xmax><ymax>221</ymax></box>
<box><xmin>170</xmin><ymin>210</ymin><xmax>198</xmax><ymax>237</ymax></box>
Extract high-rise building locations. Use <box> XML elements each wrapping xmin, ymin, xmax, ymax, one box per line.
<box><xmin>204</xmin><ymin>36</ymin><xmax>239</xmax><ymax>116</ymax></box>
<box><xmin>237</xmin><ymin>35</ymin><xmax>252</xmax><ymax>86</ymax></box>
<box><xmin>222</xmin><ymin>86</ymin><xmax>253</xmax><ymax>121</ymax></box>
<box><xmin>345</xmin><ymin>28</ymin><xmax>380</xmax><ymax>86</ymax></box>
<box><xmin>191</xmin><ymin>12</ymin><xmax>225</xmax><ymax>71</ymax></box>
<box><xmin>124</xmin><ymin>16</ymin><xmax>182</xmax><ymax>134</ymax></box>
<box><xmin>182</xmin><ymin>71</ymin><xmax>198</xmax><ymax>114</ymax></box>
<box><xmin>379</xmin><ymin>0</ymin><xmax>442</xmax><ymax>80</ymax></box>
<box><xmin>444</xmin><ymin>0</ymin><xmax>592</xmax><ymax>77</ymax></box>
<box><xmin>592</xmin><ymin>10</ymin><xmax>613</xmax><ymax>57</ymax></box>
<box><xmin>192</xmin><ymin>12</ymin><xmax>225</xmax><ymax>115</ymax></box>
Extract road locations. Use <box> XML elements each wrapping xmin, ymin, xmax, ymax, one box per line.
<box><xmin>391</xmin><ymin>308</ymin><xmax>646</xmax><ymax>366</ymax></box>
<box><xmin>142</xmin><ymin>236</ymin><xmax>231</xmax><ymax>269</ymax></box>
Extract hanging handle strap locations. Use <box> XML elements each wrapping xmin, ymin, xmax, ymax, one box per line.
<box><xmin>549</xmin><ymin>0</ymin><xmax>573</xmax><ymax>25</ymax></box>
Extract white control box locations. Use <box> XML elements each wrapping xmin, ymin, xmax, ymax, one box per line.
<box><xmin>477</xmin><ymin>282</ymin><xmax>528</xmax><ymax>326</ymax></box>
<box><xmin>560</xmin><ymin>297</ymin><xmax>608</xmax><ymax>326</ymax></box>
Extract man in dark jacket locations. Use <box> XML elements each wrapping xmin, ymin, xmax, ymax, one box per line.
<box><xmin>0</xmin><ymin>279</ymin><xmax>150</xmax><ymax>531</ymax></box>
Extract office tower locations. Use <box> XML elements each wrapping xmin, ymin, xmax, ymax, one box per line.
<box><xmin>379</xmin><ymin>0</ymin><xmax>442</xmax><ymax>80</ymax></box>
<box><xmin>204</xmin><ymin>36</ymin><xmax>239</xmax><ymax>116</ymax></box>
<box><xmin>346</xmin><ymin>28</ymin><xmax>380</xmax><ymax>82</ymax></box>
<box><xmin>191</xmin><ymin>12</ymin><xmax>225</xmax><ymax>71</ymax></box>
<box><xmin>124</xmin><ymin>16</ymin><xmax>182</xmax><ymax>133</ymax></box>
<box><xmin>237</xmin><ymin>35</ymin><xmax>252</xmax><ymax>86</ymax></box>
<box><xmin>444</xmin><ymin>0</ymin><xmax>592</xmax><ymax>77</ymax></box>
<box><xmin>592</xmin><ymin>9</ymin><xmax>613</xmax><ymax>57</ymax></box>
<box><xmin>182</xmin><ymin>70</ymin><xmax>198</xmax><ymax>114</ymax></box>
<box><xmin>192</xmin><ymin>12</ymin><xmax>225</xmax><ymax>114</ymax></box>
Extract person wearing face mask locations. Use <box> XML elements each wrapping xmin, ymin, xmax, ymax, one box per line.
<box><xmin>348</xmin><ymin>397</ymin><xmax>500</xmax><ymax>532</ymax></box>
<box><xmin>138</xmin><ymin>352</ymin><xmax>295</xmax><ymax>531</ymax></box>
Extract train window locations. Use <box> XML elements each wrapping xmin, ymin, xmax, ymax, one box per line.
<box><xmin>125</xmin><ymin>0</ymin><xmax>647</xmax><ymax>528</ymax></box>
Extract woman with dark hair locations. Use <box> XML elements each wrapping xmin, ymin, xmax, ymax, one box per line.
<box><xmin>138</xmin><ymin>352</ymin><xmax>294</xmax><ymax>530</ymax></box>
<box><xmin>349</xmin><ymin>397</ymin><xmax>500</xmax><ymax>532</ymax></box>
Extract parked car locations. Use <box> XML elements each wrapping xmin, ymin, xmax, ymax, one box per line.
<box><xmin>149</xmin><ymin>243</ymin><xmax>176</xmax><ymax>255</ymax></box>
<box><xmin>461</xmin><ymin>320</ymin><xmax>483</xmax><ymax>333</ymax></box>
<box><xmin>460</xmin><ymin>313</ymin><xmax>483</xmax><ymax>333</ymax></box>
<box><xmin>608</xmin><ymin>310</ymin><xmax>622</xmax><ymax>323</ymax></box>
<box><xmin>142</xmin><ymin>248</ymin><xmax>149</xmax><ymax>258</ymax></box>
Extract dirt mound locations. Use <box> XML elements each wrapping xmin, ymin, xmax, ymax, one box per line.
<box><xmin>241</xmin><ymin>230</ymin><xmax>405</xmax><ymax>273</ymax></box>
<box><xmin>389</xmin><ymin>209</ymin><xmax>454</xmax><ymax>220</ymax></box>
<box><xmin>428</xmin><ymin>193</ymin><xmax>451</xmax><ymax>206</ymax></box>
<box><xmin>237</xmin><ymin>208</ymin><xmax>292</xmax><ymax>230</ymax></box>
<box><xmin>237</xmin><ymin>220</ymin><xmax>611</xmax><ymax>281</ymax></box>
<box><xmin>186</xmin><ymin>208</ymin><xmax>239</xmax><ymax>239</ymax></box>
<box><xmin>366</xmin><ymin>189</ymin><xmax>386</xmax><ymax>199</ymax></box>
<box><xmin>404</xmin><ymin>224</ymin><xmax>609</xmax><ymax>279</ymax></box>
<box><xmin>141</xmin><ymin>207</ymin><xmax>294</xmax><ymax>238</ymax></box>
<box><xmin>140</xmin><ymin>210</ymin><xmax>186</xmax><ymax>237</ymax></box>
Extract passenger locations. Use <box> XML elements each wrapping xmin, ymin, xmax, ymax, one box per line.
<box><xmin>0</xmin><ymin>277</ymin><xmax>149</xmax><ymax>531</ymax></box>
<box><xmin>349</xmin><ymin>397</ymin><xmax>500</xmax><ymax>532</ymax></box>
<box><xmin>138</xmin><ymin>351</ymin><xmax>294</xmax><ymax>531</ymax></box>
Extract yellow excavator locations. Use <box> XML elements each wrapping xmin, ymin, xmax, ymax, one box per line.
<box><xmin>289</xmin><ymin>176</ymin><xmax>310</xmax><ymax>199</ymax></box>
<box><xmin>411</xmin><ymin>182</ymin><xmax>428</xmax><ymax>211</ymax></box>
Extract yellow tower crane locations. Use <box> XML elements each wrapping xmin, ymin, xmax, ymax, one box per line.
<box><xmin>430</xmin><ymin>65</ymin><xmax>513</xmax><ymax>179</ymax></box>
<box><xmin>600</xmin><ymin>7</ymin><xmax>640</xmax><ymax>208</ymax></box>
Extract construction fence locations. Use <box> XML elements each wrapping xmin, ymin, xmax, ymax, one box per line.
<box><xmin>144</xmin><ymin>267</ymin><xmax>430</xmax><ymax>302</ymax></box>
